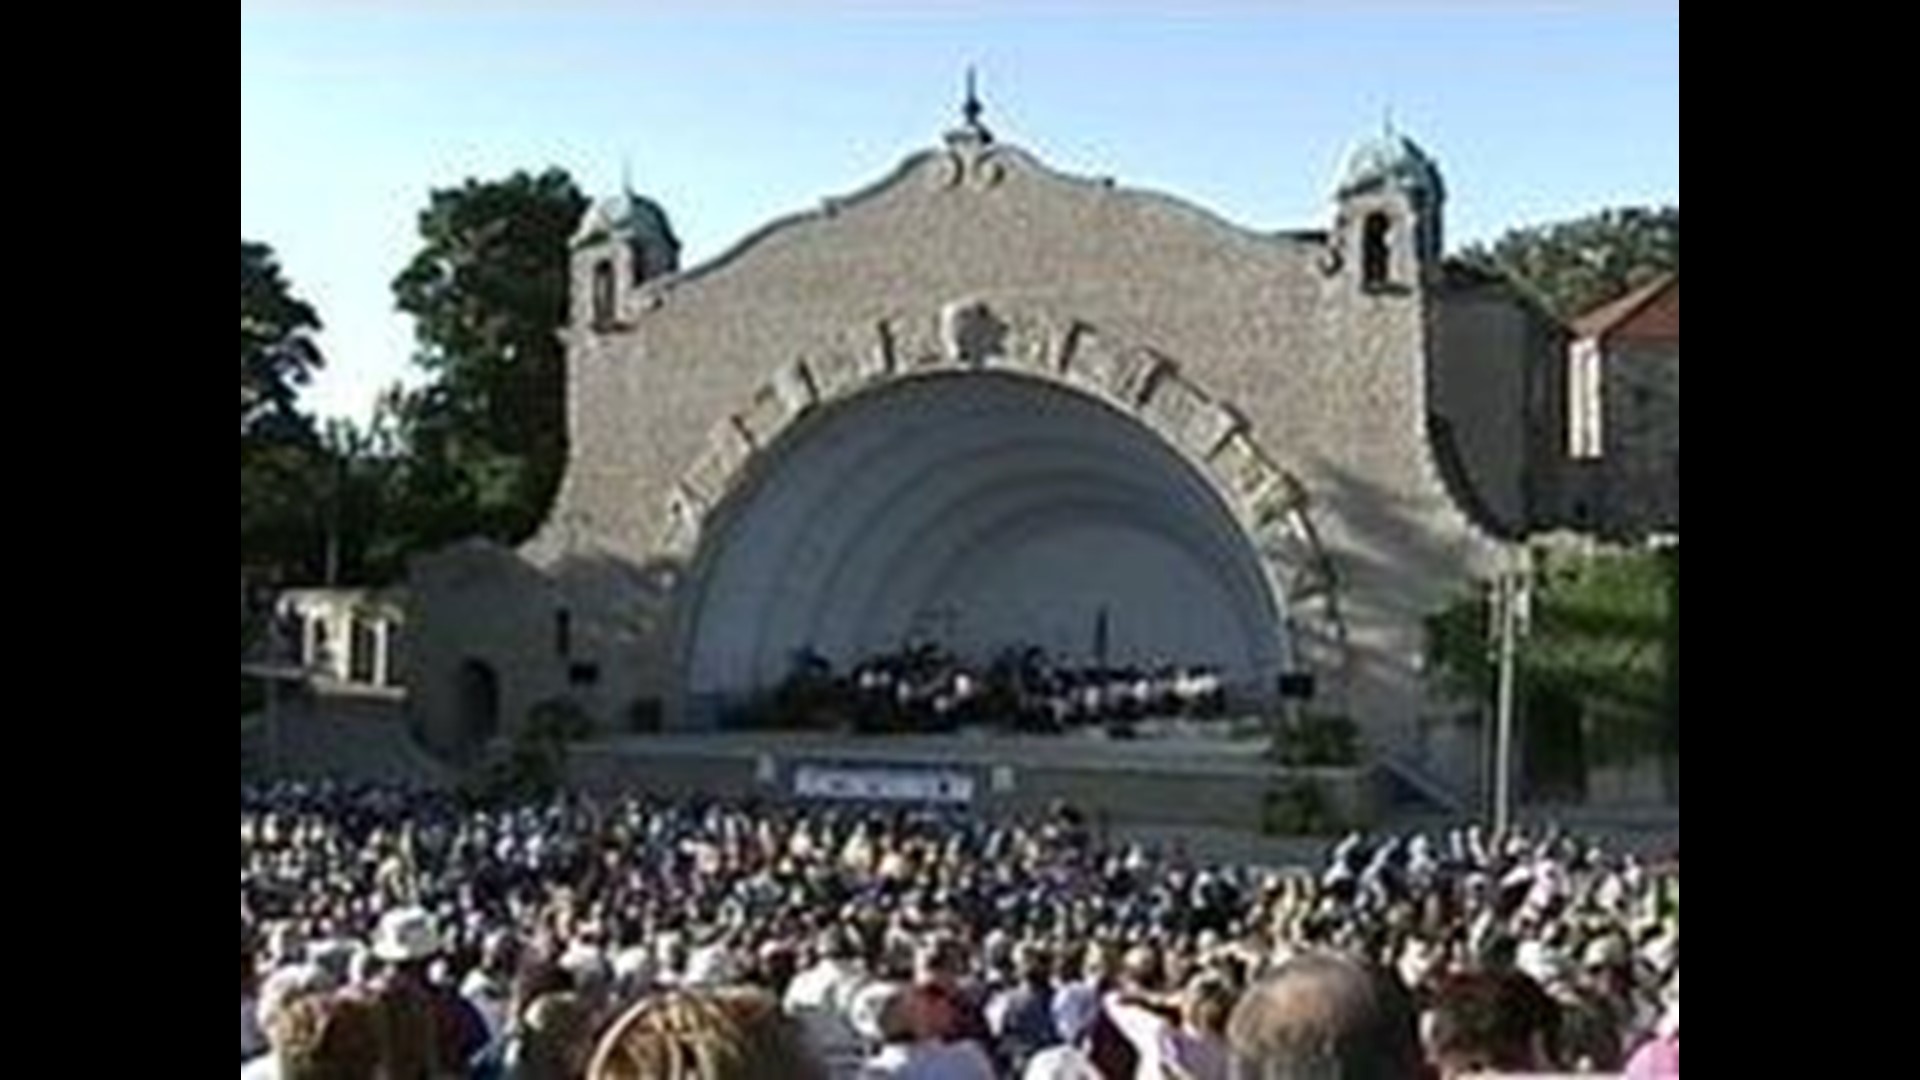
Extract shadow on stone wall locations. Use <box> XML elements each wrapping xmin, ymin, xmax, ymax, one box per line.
<box><xmin>1306</xmin><ymin>461</ymin><xmax>1678</xmax><ymax>810</ymax></box>
<box><xmin>543</xmin><ymin>550</ymin><xmax>689</xmax><ymax>732</ymax></box>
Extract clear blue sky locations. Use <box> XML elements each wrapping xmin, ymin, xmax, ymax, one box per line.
<box><xmin>241</xmin><ymin>2</ymin><xmax>1679</xmax><ymax>422</ymax></box>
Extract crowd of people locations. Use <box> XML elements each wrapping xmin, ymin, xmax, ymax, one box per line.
<box><xmin>241</xmin><ymin>782</ymin><xmax>1678</xmax><ymax>1078</ymax></box>
<box><xmin>771</xmin><ymin>644</ymin><xmax>1230</xmax><ymax>734</ymax></box>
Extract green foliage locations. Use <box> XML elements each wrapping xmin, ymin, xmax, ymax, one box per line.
<box><xmin>525</xmin><ymin>697</ymin><xmax>595</xmax><ymax>744</ymax></box>
<box><xmin>1662</xmin><ymin>546</ymin><xmax>1679</xmax><ymax>758</ymax></box>
<box><xmin>242</xmin><ymin>439</ymin><xmax>322</xmax><ymax>578</ymax></box>
<box><xmin>1424</xmin><ymin>589</ymin><xmax>1494</xmax><ymax>703</ymax></box>
<box><xmin>390</xmin><ymin>169</ymin><xmax>589</xmax><ymax>550</ymax></box>
<box><xmin>482</xmin><ymin>697</ymin><xmax>595</xmax><ymax>800</ymax></box>
<box><xmin>1272</xmin><ymin>714</ymin><xmax>1362</xmax><ymax>768</ymax></box>
<box><xmin>241</xmin><ymin>410</ymin><xmax>417</xmax><ymax>587</ymax></box>
<box><xmin>312</xmin><ymin>410</ymin><xmax>415</xmax><ymax>585</ymax></box>
<box><xmin>1263</xmin><ymin>779</ymin><xmax>1344</xmax><ymax>837</ymax></box>
<box><xmin>241</xmin><ymin>241</ymin><xmax>323</xmax><ymax>445</ymax></box>
<box><xmin>241</xmin><ymin>242</ymin><xmax>328</xmax><ymax>583</ymax></box>
<box><xmin>1532</xmin><ymin>548</ymin><xmax>1677</xmax><ymax>767</ymax></box>
<box><xmin>241</xmin><ymin>677</ymin><xmax>265</xmax><ymax>718</ymax></box>
<box><xmin>1458</xmin><ymin>206</ymin><xmax>1678</xmax><ymax>321</ymax></box>
<box><xmin>241</xmin><ymin>168</ymin><xmax>590</xmax><ymax>590</ymax></box>
<box><xmin>1425</xmin><ymin>545</ymin><xmax>1680</xmax><ymax>773</ymax></box>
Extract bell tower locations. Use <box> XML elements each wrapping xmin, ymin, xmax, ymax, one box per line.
<box><xmin>1331</xmin><ymin>124</ymin><xmax>1446</xmax><ymax>292</ymax></box>
<box><xmin>570</xmin><ymin>182</ymin><xmax>681</xmax><ymax>332</ymax></box>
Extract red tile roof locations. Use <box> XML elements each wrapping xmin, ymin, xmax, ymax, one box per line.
<box><xmin>1570</xmin><ymin>273</ymin><xmax>1678</xmax><ymax>342</ymax></box>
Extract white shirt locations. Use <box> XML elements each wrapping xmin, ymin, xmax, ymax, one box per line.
<box><xmin>1105</xmin><ymin>998</ymin><xmax>1176</xmax><ymax>1078</ymax></box>
<box><xmin>685</xmin><ymin>944</ymin><xmax>736</xmax><ymax>987</ymax></box>
<box><xmin>1105</xmin><ymin>998</ymin><xmax>1230</xmax><ymax>1080</ymax></box>
<box><xmin>786</xmin><ymin>961</ymin><xmax>870</xmax><ymax>1079</ymax></box>
<box><xmin>793</xmin><ymin>960</ymin><xmax>866</xmax><ymax>1007</ymax></box>
<box><xmin>859</xmin><ymin>1041</ymin><xmax>998</xmax><ymax>1080</ymax></box>
<box><xmin>460</xmin><ymin>971</ymin><xmax>511</xmax><ymax>1044</ymax></box>
<box><xmin>1022</xmin><ymin>1046</ymin><xmax>1103</xmax><ymax>1080</ymax></box>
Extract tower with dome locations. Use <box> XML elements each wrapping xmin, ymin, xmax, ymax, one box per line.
<box><xmin>405</xmin><ymin>105</ymin><xmax>1570</xmax><ymax>817</ymax></box>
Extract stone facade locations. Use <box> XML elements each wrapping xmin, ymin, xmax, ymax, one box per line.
<box><xmin>1431</xmin><ymin>265</ymin><xmax>1570</xmax><ymax>537</ymax></box>
<box><xmin>410</xmin><ymin>118</ymin><xmax>1564</xmax><ymax>798</ymax></box>
<box><xmin>1559</xmin><ymin>275</ymin><xmax>1680</xmax><ymax>538</ymax></box>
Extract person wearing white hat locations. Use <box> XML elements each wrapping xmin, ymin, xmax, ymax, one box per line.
<box><xmin>367</xmin><ymin>907</ymin><xmax>490</xmax><ymax>1077</ymax></box>
<box><xmin>372</xmin><ymin>907</ymin><xmax>443</xmax><ymax>966</ymax></box>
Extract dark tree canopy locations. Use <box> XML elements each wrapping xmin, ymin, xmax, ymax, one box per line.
<box><xmin>241</xmin><ymin>241</ymin><xmax>324</xmax><ymax>445</ymax></box>
<box><xmin>242</xmin><ymin>241</ymin><xmax>330</xmax><ymax>587</ymax></box>
<box><xmin>391</xmin><ymin>169</ymin><xmax>589</xmax><ymax>548</ymax></box>
<box><xmin>244</xmin><ymin>171</ymin><xmax>592</xmax><ymax>593</ymax></box>
<box><xmin>1458</xmin><ymin>206</ymin><xmax>1678</xmax><ymax>321</ymax></box>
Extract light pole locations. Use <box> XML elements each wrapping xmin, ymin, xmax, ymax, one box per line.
<box><xmin>265</xmin><ymin>613</ymin><xmax>285</xmax><ymax>778</ymax></box>
<box><xmin>1491</xmin><ymin>548</ymin><xmax>1530</xmax><ymax>836</ymax></box>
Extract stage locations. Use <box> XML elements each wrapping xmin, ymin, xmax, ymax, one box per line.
<box><xmin>566</xmin><ymin>728</ymin><xmax>1376</xmax><ymax>834</ymax></box>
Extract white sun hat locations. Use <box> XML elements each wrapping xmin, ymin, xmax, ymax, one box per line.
<box><xmin>370</xmin><ymin>907</ymin><xmax>443</xmax><ymax>964</ymax></box>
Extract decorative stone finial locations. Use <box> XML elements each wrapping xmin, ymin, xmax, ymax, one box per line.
<box><xmin>947</xmin><ymin>66</ymin><xmax>994</xmax><ymax>148</ymax></box>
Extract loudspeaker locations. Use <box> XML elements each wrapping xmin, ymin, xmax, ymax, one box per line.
<box><xmin>1278</xmin><ymin>673</ymin><xmax>1317</xmax><ymax>701</ymax></box>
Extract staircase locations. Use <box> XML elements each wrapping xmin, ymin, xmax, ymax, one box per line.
<box><xmin>246</xmin><ymin>692</ymin><xmax>450</xmax><ymax>788</ymax></box>
<box><xmin>1377</xmin><ymin>753</ymin><xmax>1468</xmax><ymax>815</ymax></box>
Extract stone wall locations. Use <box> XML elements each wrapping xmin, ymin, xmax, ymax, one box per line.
<box><xmin>1600</xmin><ymin>342</ymin><xmax>1679</xmax><ymax>535</ymax></box>
<box><xmin>566</xmin><ymin>735</ymin><xmax>1376</xmax><ymax>833</ymax></box>
<box><xmin>1431</xmin><ymin>281</ymin><xmax>1570</xmax><ymax>536</ymax></box>
<box><xmin>416</xmin><ymin>134</ymin><xmax>1522</xmax><ymax>795</ymax></box>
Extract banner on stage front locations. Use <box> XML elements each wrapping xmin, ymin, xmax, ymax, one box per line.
<box><xmin>794</xmin><ymin>765</ymin><xmax>976</xmax><ymax>806</ymax></box>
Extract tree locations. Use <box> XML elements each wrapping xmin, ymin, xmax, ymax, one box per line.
<box><xmin>1458</xmin><ymin>206</ymin><xmax>1678</xmax><ymax>321</ymax></box>
<box><xmin>312</xmin><ymin>409</ymin><xmax>415</xmax><ymax>586</ymax></box>
<box><xmin>242</xmin><ymin>241</ymin><xmax>328</xmax><ymax>586</ymax></box>
<box><xmin>241</xmin><ymin>241</ymin><xmax>324</xmax><ymax>445</ymax></box>
<box><xmin>391</xmin><ymin>169</ymin><xmax>588</xmax><ymax>547</ymax></box>
<box><xmin>237</xmin><ymin>243</ymin><xmax>411</xmax><ymax>586</ymax></box>
<box><xmin>1425</xmin><ymin>546</ymin><xmax>1679</xmax><ymax>797</ymax></box>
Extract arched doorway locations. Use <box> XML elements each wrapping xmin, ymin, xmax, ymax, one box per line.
<box><xmin>456</xmin><ymin>659</ymin><xmax>502</xmax><ymax>747</ymax></box>
<box><xmin>674</xmin><ymin>371</ymin><xmax>1291</xmax><ymax>726</ymax></box>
